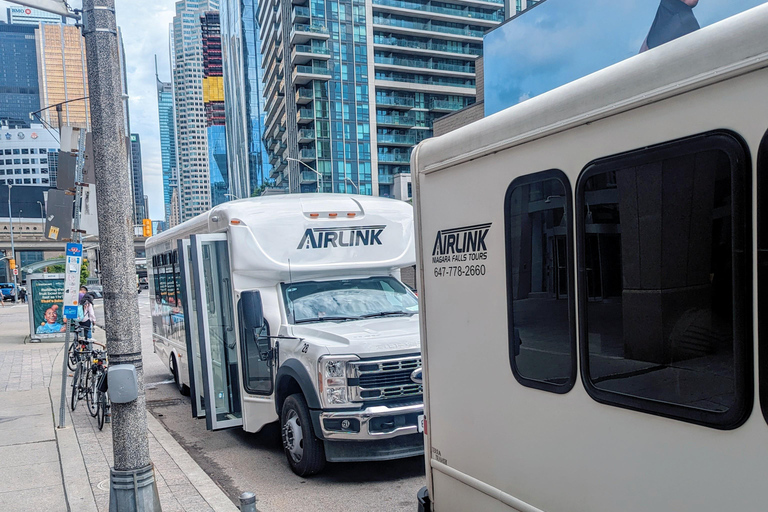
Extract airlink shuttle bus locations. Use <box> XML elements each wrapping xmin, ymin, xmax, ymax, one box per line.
<box><xmin>412</xmin><ymin>5</ymin><xmax>768</xmax><ymax>511</ymax></box>
<box><xmin>146</xmin><ymin>195</ymin><xmax>423</xmax><ymax>476</ymax></box>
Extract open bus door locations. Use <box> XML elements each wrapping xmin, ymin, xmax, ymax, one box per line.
<box><xmin>178</xmin><ymin>238</ymin><xmax>205</xmax><ymax>418</ymax></box>
<box><xmin>189</xmin><ymin>233</ymin><xmax>243</xmax><ymax>430</ymax></box>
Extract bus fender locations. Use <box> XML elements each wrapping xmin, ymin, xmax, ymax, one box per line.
<box><xmin>275</xmin><ymin>359</ymin><xmax>320</xmax><ymax>414</ymax></box>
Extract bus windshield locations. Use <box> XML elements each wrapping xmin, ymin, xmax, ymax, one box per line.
<box><xmin>282</xmin><ymin>276</ymin><xmax>418</xmax><ymax>324</ymax></box>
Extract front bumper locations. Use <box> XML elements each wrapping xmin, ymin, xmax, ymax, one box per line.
<box><xmin>316</xmin><ymin>402</ymin><xmax>423</xmax><ymax>440</ymax></box>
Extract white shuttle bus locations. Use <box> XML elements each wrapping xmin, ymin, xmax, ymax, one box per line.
<box><xmin>146</xmin><ymin>194</ymin><xmax>423</xmax><ymax>475</ymax></box>
<box><xmin>412</xmin><ymin>5</ymin><xmax>768</xmax><ymax>512</ymax></box>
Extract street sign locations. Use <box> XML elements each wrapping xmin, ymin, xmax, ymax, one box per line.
<box><xmin>62</xmin><ymin>243</ymin><xmax>82</xmax><ymax>319</ymax></box>
<box><xmin>13</xmin><ymin>268</ymin><xmax>18</xmax><ymax>276</ymax></box>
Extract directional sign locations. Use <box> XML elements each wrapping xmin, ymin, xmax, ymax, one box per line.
<box><xmin>62</xmin><ymin>243</ymin><xmax>82</xmax><ymax>319</ymax></box>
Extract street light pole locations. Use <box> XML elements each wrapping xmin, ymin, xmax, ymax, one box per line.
<box><xmin>80</xmin><ymin>0</ymin><xmax>160</xmax><ymax>509</ymax></box>
<box><xmin>7</xmin><ymin>185</ymin><xmax>18</xmax><ymax>303</ymax></box>
<box><xmin>344</xmin><ymin>177</ymin><xmax>358</xmax><ymax>194</ymax></box>
<box><xmin>286</xmin><ymin>157</ymin><xmax>323</xmax><ymax>193</ymax></box>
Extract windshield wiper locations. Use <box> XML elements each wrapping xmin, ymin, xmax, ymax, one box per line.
<box><xmin>360</xmin><ymin>311</ymin><xmax>414</xmax><ymax>319</ymax></box>
<box><xmin>295</xmin><ymin>316</ymin><xmax>360</xmax><ymax>324</ymax></box>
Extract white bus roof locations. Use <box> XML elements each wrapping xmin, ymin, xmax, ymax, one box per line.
<box><xmin>146</xmin><ymin>194</ymin><xmax>415</xmax><ymax>277</ymax></box>
<box><xmin>413</xmin><ymin>3</ymin><xmax>768</xmax><ymax>175</ymax></box>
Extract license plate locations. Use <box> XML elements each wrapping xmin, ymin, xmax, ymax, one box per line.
<box><xmin>417</xmin><ymin>414</ymin><xmax>425</xmax><ymax>433</ymax></box>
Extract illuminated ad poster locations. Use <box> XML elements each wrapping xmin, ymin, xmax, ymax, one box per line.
<box><xmin>483</xmin><ymin>0</ymin><xmax>767</xmax><ymax>116</ymax></box>
<box><xmin>32</xmin><ymin>278</ymin><xmax>66</xmax><ymax>339</ymax></box>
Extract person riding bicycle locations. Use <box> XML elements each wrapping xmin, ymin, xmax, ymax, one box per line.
<box><xmin>77</xmin><ymin>287</ymin><xmax>96</xmax><ymax>340</ymax></box>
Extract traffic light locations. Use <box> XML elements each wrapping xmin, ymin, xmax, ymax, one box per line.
<box><xmin>8</xmin><ymin>259</ymin><xmax>16</xmax><ymax>270</ymax></box>
<box><xmin>142</xmin><ymin>219</ymin><xmax>153</xmax><ymax>238</ymax></box>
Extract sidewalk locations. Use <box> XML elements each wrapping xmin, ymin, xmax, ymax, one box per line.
<box><xmin>0</xmin><ymin>303</ymin><xmax>238</xmax><ymax>511</ymax></box>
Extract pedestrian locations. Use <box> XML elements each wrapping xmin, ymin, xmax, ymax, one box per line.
<box><xmin>78</xmin><ymin>287</ymin><xmax>96</xmax><ymax>340</ymax></box>
<box><xmin>18</xmin><ymin>287</ymin><xmax>26</xmax><ymax>304</ymax></box>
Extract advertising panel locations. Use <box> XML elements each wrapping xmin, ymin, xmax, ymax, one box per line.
<box><xmin>483</xmin><ymin>0</ymin><xmax>767</xmax><ymax>116</ymax></box>
<box><xmin>30</xmin><ymin>276</ymin><xmax>66</xmax><ymax>341</ymax></box>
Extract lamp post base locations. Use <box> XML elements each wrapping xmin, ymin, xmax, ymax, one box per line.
<box><xmin>109</xmin><ymin>464</ymin><xmax>162</xmax><ymax>511</ymax></box>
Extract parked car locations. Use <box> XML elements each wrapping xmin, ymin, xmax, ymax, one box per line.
<box><xmin>0</xmin><ymin>283</ymin><xmax>17</xmax><ymax>301</ymax></box>
<box><xmin>88</xmin><ymin>284</ymin><xmax>103</xmax><ymax>299</ymax></box>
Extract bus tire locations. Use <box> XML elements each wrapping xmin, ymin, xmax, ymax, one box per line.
<box><xmin>281</xmin><ymin>393</ymin><xmax>325</xmax><ymax>476</ymax></box>
<box><xmin>170</xmin><ymin>354</ymin><xmax>190</xmax><ymax>396</ymax></box>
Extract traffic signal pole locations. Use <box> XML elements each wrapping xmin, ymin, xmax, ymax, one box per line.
<box><xmin>80</xmin><ymin>1</ymin><xmax>160</xmax><ymax>509</ymax></box>
<box><xmin>7</xmin><ymin>184</ymin><xmax>18</xmax><ymax>303</ymax></box>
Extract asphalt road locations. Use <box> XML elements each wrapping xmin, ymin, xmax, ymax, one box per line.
<box><xmin>98</xmin><ymin>294</ymin><xmax>426</xmax><ymax>511</ymax></box>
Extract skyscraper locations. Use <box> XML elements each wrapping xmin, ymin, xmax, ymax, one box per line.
<box><xmin>0</xmin><ymin>23</ymin><xmax>40</xmax><ymax>128</ymax></box>
<box><xmin>255</xmin><ymin>0</ymin><xmax>502</xmax><ymax>196</ymax></box>
<box><xmin>35</xmin><ymin>24</ymin><xmax>90</xmax><ymax>130</ymax></box>
<box><xmin>201</xmin><ymin>11</ymin><xmax>228</xmax><ymax>207</ymax></box>
<box><xmin>156</xmin><ymin>58</ymin><xmax>178</xmax><ymax>227</ymax></box>
<box><xmin>130</xmin><ymin>133</ymin><xmax>146</xmax><ymax>223</ymax></box>
<box><xmin>6</xmin><ymin>6</ymin><xmax>63</xmax><ymax>26</ymax></box>
<box><xmin>220</xmin><ymin>0</ymin><xmax>271</xmax><ymax>198</ymax></box>
<box><xmin>171</xmin><ymin>0</ymin><xmax>220</xmax><ymax>222</ymax></box>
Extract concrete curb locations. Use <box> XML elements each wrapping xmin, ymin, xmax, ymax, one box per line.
<box><xmin>145</xmin><ymin>413</ymin><xmax>239</xmax><ymax>512</ymax></box>
<box><xmin>49</xmin><ymin>345</ymin><xmax>100</xmax><ymax>512</ymax></box>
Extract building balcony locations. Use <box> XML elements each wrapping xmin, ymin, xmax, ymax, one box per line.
<box><xmin>372</xmin><ymin>17</ymin><xmax>484</xmax><ymax>42</ymax></box>
<box><xmin>292</xmin><ymin>64</ymin><xmax>332</xmax><ymax>85</ymax></box>
<box><xmin>373</xmin><ymin>35</ymin><xmax>481</xmax><ymax>59</ymax></box>
<box><xmin>290</xmin><ymin>23</ymin><xmax>330</xmax><ymax>46</ymax></box>
<box><xmin>298</xmin><ymin>129</ymin><xmax>315</xmax><ymax>143</ymax></box>
<box><xmin>295</xmin><ymin>87</ymin><xmax>315</xmax><ymax>104</ymax></box>
<box><xmin>378</xmin><ymin>153</ymin><xmax>411</xmax><ymax>164</ymax></box>
<box><xmin>300</xmin><ymin>169</ymin><xmax>319</xmax><ymax>183</ymax></box>
<box><xmin>299</xmin><ymin>148</ymin><xmax>316</xmax><ymax>161</ymax></box>
<box><xmin>376</xmin><ymin>114</ymin><xmax>416</xmax><ymax>128</ymax></box>
<box><xmin>292</xmin><ymin>5</ymin><xmax>310</xmax><ymax>23</ymax></box>
<box><xmin>267</xmin><ymin>138</ymin><xmax>280</xmax><ymax>151</ymax></box>
<box><xmin>291</xmin><ymin>44</ymin><xmax>331</xmax><ymax>65</ymax></box>
<box><xmin>430</xmin><ymin>99</ymin><xmax>467</xmax><ymax>112</ymax></box>
<box><xmin>377</xmin><ymin>133</ymin><xmax>417</xmax><ymax>146</ymax></box>
<box><xmin>292</xmin><ymin>0</ymin><xmax>308</xmax><ymax>5</ymax></box>
<box><xmin>269</xmin><ymin>151</ymin><xmax>281</xmax><ymax>165</ymax></box>
<box><xmin>275</xmin><ymin>157</ymin><xmax>288</xmax><ymax>172</ymax></box>
<box><xmin>297</xmin><ymin>108</ymin><xmax>315</xmax><ymax>124</ymax></box>
<box><xmin>374</xmin><ymin>56</ymin><xmax>474</xmax><ymax>76</ymax></box>
<box><xmin>375</xmin><ymin>95</ymin><xmax>415</xmax><ymax>109</ymax></box>
<box><xmin>371</xmin><ymin>0</ymin><xmax>502</xmax><ymax>27</ymax></box>
<box><xmin>378</xmin><ymin>174</ymin><xmax>395</xmax><ymax>185</ymax></box>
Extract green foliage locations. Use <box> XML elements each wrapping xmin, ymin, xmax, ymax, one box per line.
<box><xmin>80</xmin><ymin>259</ymin><xmax>89</xmax><ymax>286</ymax></box>
<box><xmin>47</xmin><ymin>263</ymin><xmax>65</xmax><ymax>273</ymax></box>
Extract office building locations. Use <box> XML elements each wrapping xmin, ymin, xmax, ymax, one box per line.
<box><xmin>220</xmin><ymin>0</ymin><xmax>271</xmax><ymax>198</ymax></box>
<box><xmin>255</xmin><ymin>0</ymin><xmax>505</xmax><ymax>196</ymax></box>
<box><xmin>7</xmin><ymin>6</ymin><xmax>63</xmax><ymax>26</ymax></box>
<box><xmin>156</xmin><ymin>58</ymin><xmax>179</xmax><ymax>227</ymax></box>
<box><xmin>130</xmin><ymin>134</ymin><xmax>146</xmax><ymax>222</ymax></box>
<box><xmin>0</xmin><ymin>124</ymin><xmax>58</xmax><ymax>188</ymax></box>
<box><xmin>35</xmin><ymin>24</ymin><xmax>90</xmax><ymax>130</ymax></box>
<box><xmin>201</xmin><ymin>11</ymin><xmax>229</xmax><ymax>207</ymax></box>
<box><xmin>171</xmin><ymin>0</ymin><xmax>220</xmax><ymax>222</ymax></box>
<box><xmin>0</xmin><ymin>23</ymin><xmax>40</xmax><ymax>129</ymax></box>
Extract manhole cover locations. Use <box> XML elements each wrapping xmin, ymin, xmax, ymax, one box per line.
<box><xmin>97</xmin><ymin>479</ymin><xmax>110</xmax><ymax>491</ymax></box>
<box><xmin>146</xmin><ymin>398</ymin><xmax>184</xmax><ymax>408</ymax></box>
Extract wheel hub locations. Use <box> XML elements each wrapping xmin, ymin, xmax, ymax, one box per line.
<box><xmin>282</xmin><ymin>411</ymin><xmax>303</xmax><ymax>463</ymax></box>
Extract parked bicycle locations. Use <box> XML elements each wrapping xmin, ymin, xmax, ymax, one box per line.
<box><xmin>86</xmin><ymin>344</ymin><xmax>108</xmax><ymax>418</ymax></box>
<box><xmin>69</xmin><ymin>328</ymin><xmax>92</xmax><ymax>411</ymax></box>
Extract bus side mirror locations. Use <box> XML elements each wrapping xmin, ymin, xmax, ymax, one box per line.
<box><xmin>241</xmin><ymin>290</ymin><xmax>264</xmax><ymax>331</ymax></box>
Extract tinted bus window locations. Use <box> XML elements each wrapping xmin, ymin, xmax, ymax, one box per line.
<box><xmin>505</xmin><ymin>170</ymin><xmax>576</xmax><ymax>393</ymax></box>
<box><xmin>576</xmin><ymin>131</ymin><xmax>752</xmax><ymax>429</ymax></box>
<box><xmin>758</xmin><ymin>129</ymin><xmax>768</xmax><ymax>425</ymax></box>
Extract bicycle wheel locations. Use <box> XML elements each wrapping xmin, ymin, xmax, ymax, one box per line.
<box><xmin>97</xmin><ymin>392</ymin><xmax>107</xmax><ymax>430</ymax></box>
<box><xmin>67</xmin><ymin>342</ymin><xmax>77</xmax><ymax>372</ymax></box>
<box><xmin>70</xmin><ymin>365</ymin><xmax>80</xmax><ymax>411</ymax></box>
<box><xmin>86</xmin><ymin>368</ymin><xmax>99</xmax><ymax>417</ymax></box>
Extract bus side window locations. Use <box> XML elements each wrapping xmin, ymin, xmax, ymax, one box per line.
<box><xmin>576</xmin><ymin>130</ymin><xmax>752</xmax><ymax>429</ymax></box>
<box><xmin>758</xmin><ymin>129</ymin><xmax>768</xmax><ymax>426</ymax></box>
<box><xmin>504</xmin><ymin>170</ymin><xmax>576</xmax><ymax>393</ymax></box>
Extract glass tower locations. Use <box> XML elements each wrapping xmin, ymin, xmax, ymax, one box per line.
<box><xmin>156</xmin><ymin>60</ymin><xmax>178</xmax><ymax>227</ymax></box>
<box><xmin>130</xmin><ymin>133</ymin><xmax>146</xmax><ymax>222</ymax></box>
<box><xmin>0</xmin><ymin>23</ymin><xmax>40</xmax><ymax>128</ymax></box>
<box><xmin>220</xmin><ymin>0</ymin><xmax>271</xmax><ymax>198</ymax></box>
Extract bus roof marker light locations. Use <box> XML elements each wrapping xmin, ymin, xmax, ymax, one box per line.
<box><xmin>310</xmin><ymin>213</ymin><xmax>319</xmax><ymax>217</ymax></box>
<box><xmin>329</xmin><ymin>213</ymin><xmax>338</xmax><ymax>217</ymax></box>
<box><xmin>347</xmin><ymin>213</ymin><xmax>356</xmax><ymax>217</ymax></box>
<box><xmin>230</xmin><ymin>219</ymin><xmax>242</xmax><ymax>225</ymax></box>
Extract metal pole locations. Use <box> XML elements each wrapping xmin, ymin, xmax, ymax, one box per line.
<box><xmin>7</xmin><ymin>185</ymin><xmax>18</xmax><ymax>303</ymax></box>
<box><xmin>81</xmin><ymin>1</ymin><xmax>160</xmax><ymax>510</ymax></box>
<box><xmin>287</xmin><ymin>157</ymin><xmax>322</xmax><ymax>193</ymax></box>
<box><xmin>56</xmin><ymin>104</ymin><xmax>63</xmax><ymax>135</ymax></box>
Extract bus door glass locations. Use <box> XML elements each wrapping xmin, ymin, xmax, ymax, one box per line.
<box><xmin>190</xmin><ymin>234</ymin><xmax>243</xmax><ymax>430</ymax></box>
<box><xmin>178</xmin><ymin>238</ymin><xmax>205</xmax><ymax>418</ymax></box>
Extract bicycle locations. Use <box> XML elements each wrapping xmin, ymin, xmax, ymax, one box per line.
<box><xmin>70</xmin><ymin>328</ymin><xmax>91</xmax><ymax>411</ymax></box>
<box><xmin>95</xmin><ymin>367</ymin><xmax>110</xmax><ymax>430</ymax></box>
<box><xmin>67</xmin><ymin>329</ymin><xmax>91</xmax><ymax>372</ymax></box>
<box><xmin>86</xmin><ymin>343</ymin><xmax>108</xmax><ymax>418</ymax></box>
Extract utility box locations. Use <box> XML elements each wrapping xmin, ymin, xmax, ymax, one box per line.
<box><xmin>108</xmin><ymin>364</ymin><xmax>139</xmax><ymax>403</ymax></box>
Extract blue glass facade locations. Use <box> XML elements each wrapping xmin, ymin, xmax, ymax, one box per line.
<box><xmin>208</xmin><ymin>124</ymin><xmax>229</xmax><ymax>206</ymax></box>
<box><xmin>221</xmin><ymin>0</ymin><xmax>271</xmax><ymax>198</ymax></box>
<box><xmin>156</xmin><ymin>75</ymin><xmax>177</xmax><ymax>225</ymax></box>
<box><xmin>0</xmin><ymin>24</ymin><xmax>40</xmax><ymax>128</ymax></box>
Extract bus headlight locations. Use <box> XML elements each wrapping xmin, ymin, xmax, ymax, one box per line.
<box><xmin>318</xmin><ymin>355</ymin><xmax>358</xmax><ymax>408</ymax></box>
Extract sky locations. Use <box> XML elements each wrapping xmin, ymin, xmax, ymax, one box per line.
<box><xmin>0</xmin><ymin>0</ymin><xmax>176</xmax><ymax>220</ymax></box>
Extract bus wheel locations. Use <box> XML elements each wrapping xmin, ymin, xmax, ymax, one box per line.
<box><xmin>281</xmin><ymin>393</ymin><xmax>325</xmax><ymax>476</ymax></box>
<box><xmin>170</xmin><ymin>354</ymin><xmax>190</xmax><ymax>396</ymax></box>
